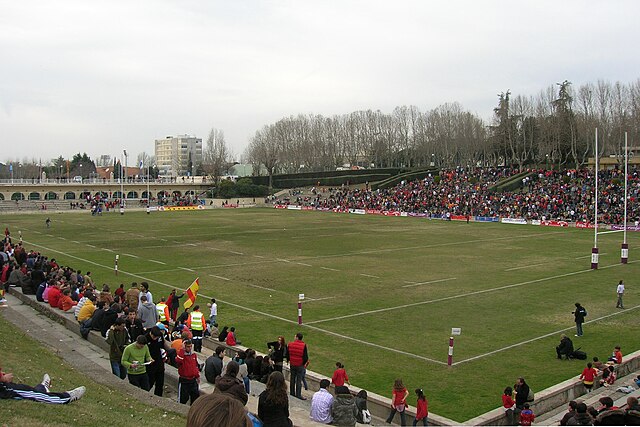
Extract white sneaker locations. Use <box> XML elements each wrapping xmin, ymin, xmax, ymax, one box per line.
<box><xmin>41</xmin><ymin>373</ymin><xmax>51</xmax><ymax>392</ymax></box>
<box><xmin>67</xmin><ymin>386</ymin><xmax>86</xmax><ymax>402</ymax></box>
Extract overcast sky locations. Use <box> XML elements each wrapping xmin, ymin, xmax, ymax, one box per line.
<box><xmin>1</xmin><ymin>0</ymin><xmax>638</xmax><ymax>165</ymax></box>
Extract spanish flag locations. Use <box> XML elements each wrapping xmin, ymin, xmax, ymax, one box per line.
<box><xmin>183</xmin><ymin>278</ymin><xmax>200</xmax><ymax>309</ymax></box>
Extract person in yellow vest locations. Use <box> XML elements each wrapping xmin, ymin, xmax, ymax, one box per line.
<box><xmin>156</xmin><ymin>297</ymin><xmax>170</xmax><ymax>327</ymax></box>
<box><xmin>187</xmin><ymin>305</ymin><xmax>206</xmax><ymax>352</ymax></box>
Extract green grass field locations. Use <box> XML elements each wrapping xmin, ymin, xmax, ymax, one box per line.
<box><xmin>4</xmin><ymin>208</ymin><xmax>639</xmax><ymax>421</ymax></box>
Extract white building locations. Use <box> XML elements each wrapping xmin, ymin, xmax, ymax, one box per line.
<box><xmin>155</xmin><ymin>135</ymin><xmax>202</xmax><ymax>178</ymax></box>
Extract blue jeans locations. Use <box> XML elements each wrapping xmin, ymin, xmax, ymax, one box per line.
<box><xmin>414</xmin><ymin>417</ymin><xmax>428</xmax><ymax>426</ymax></box>
<box><xmin>386</xmin><ymin>407</ymin><xmax>407</xmax><ymax>425</ymax></box>
<box><xmin>576</xmin><ymin>322</ymin><xmax>583</xmax><ymax>336</ymax></box>
<box><xmin>289</xmin><ymin>365</ymin><xmax>304</xmax><ymax>398</ymax></box>
<box><xmin>301</xmin><ymin>366</ymin><xmax>308</xmax><ymax>390</ymax></box>
<box><xmin>110</xmin><ymin>360</ymin><xmax>126</xmax><ymax>379</ymax></box>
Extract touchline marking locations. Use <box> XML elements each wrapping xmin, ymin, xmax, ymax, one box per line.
<box><xmin>453</xmin><ymin>304</ymin><xmax>640</xmax><ymax>365</ymax></box>
<box><xmin>505</xmin><ymin>263</ymin><xmax>546</xmax><ymax>271</ymax></box>
<box><xmin>304</xmin><ymin>296</ymin><xmax>336</xmax><ymax>302</ymax></box>
<box><xmin>360</xmin><ymin>273</ymin><xmax>380</xmax><ymax>279</ymax></box>
<box><xmin>123</xmin><ymin>253</ymin><xmax>139</xmax><ymax>259</ymax></box>
<box><xmin>57</xmin><ymin>237</ymin><xmax>67</xmax><ymax>240</ymax></box>
<box><xmin>306</xmin><ymin>260</ymin><xmax>640</xmax><ymax>325</ymax></box>
<box><xmin>208</xmin><ymin>274</ymin><xmax>230</xmax><ymax>281</ymax></box>
<box><xmin>320</xmin><ymin>267</ymin><xmax>340</xmax><ymax>272</ymax></box>
<box><xmin>575</xmin><ymin>253</ymin><xmax>608</xmax><ymax>259</ymax></box>
<box><xmin>179</xmin><ymin>267</ymin><xmax>195</xmax><ymax>272</ymax></box>
<box><xmin>149</xmin><ymin>259</ymin><xmax>166</xmax><ymax>265</ymax></box>
<box><xmin>402</xmin><ymin>277</ymin><xmax>456</xmax><ymax>288</ymax></box>
<box><xmin>253</xmin><ymin>255</ymin><xmax>265</xmax><ymax>258</ymax></box>
<box><xmin>296</xmin><ymin>262</ymin><xmax>312</xmax><ymax>267</ymax></box>
<box><xmin>86</xmin><ymin>244</ymin><xmax>96</xmax><ymax>248</ymax></box>
<box><xmin>102</xmin><ymin>248</ymin><xmax>114</xmax><ymax>252</ymax></box>
<box><xmin>230</xmin><ymin>251</ymin><xmax>244</xmax><ymax>255</ymax></box>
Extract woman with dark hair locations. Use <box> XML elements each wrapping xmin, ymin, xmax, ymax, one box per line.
<box><xmin>355</xmin><ymin>389</ymin><xmax>371</xmax><ymax>424</ymax></box>
<box><xmin>218</xmin><ymin>326</ymin><xmax>229</xmax><ymax>342</ymax></box>
<box><xmin>266</xmin><ymin>336</ymin><xmax>287</xmax><ymax>373</ymax></box>
<box><xmin>502</xmin><ymin>386</ymin><xmax>516</xmax><ymax>425</ymax></box>
<box><xmin>385</xmin><ymin>378</ymin><xmax>409</xmax><ymax>425</ymax></box>
<box><xmin>514</xmin><ymin>377</ymin><xmax>531</xmax><ymax>411</ymax></box>
<box><xmin>258</xmin><ymin>371</ymin><xmax>292</xmax><ymax>427</ymax></box>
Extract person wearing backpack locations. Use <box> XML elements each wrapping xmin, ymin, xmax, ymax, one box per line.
<box><xmin>572</xmin><ymin>303</ymin><xmax>587</xmax><ymax>337</ymax></box>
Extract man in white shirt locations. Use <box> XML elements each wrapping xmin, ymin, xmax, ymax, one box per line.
<box><xmin>310</xmin><ymin>379</ymin><xmax>333</xmax><ymax>424</ymax></box>
<box><xmin>207</xmin><ymin>298</ymin><xmax>217</xmax><ymax>324</ymax></box>
<box><xmin>616</xmin><ymin>280</ymin><xmax>625</xmax><ymax>309</ymax></box>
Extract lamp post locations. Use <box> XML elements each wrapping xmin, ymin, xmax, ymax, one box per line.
<box><xmin>120</xmin><ymin>150</ymin><xmax>127</xmax><ymax>215</ymax></box>
<box><xmin>10</xmin><ymin>163</ymin><xmax>13</xmax><ymax>184</ymax></box>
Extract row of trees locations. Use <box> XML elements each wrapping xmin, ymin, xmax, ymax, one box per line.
<box><xmin>239</xmin><ymin>79</ymin><xmax>639</xmax><ymax>185</ymax></box>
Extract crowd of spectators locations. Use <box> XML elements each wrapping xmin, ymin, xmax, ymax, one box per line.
<box><xmin>274</xmin><ymin>167</ymin><xmax>640</xmax><ymax>225</ymax></box>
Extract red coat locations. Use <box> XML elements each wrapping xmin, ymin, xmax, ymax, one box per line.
<box><xmin>225</xmin><ymin>331</ymin><xmax>237</xmax><ymax>346</ymax></box>
<box><xmin>48</xmin><ymin>287</ymin><xmax>62</xmax><ymax>308</ymax></box>
<box><xmin>416</xmin><ymin>398</ymin><xmax>428</xmax><ymax>420</ymax></box>
<box><xmin>176</xmin><ymin>349</ymin><xmax>200</xmax><ymax>380</ymax></box>
<box><xmin>332</xmin><ymin>368</ymin><xmax>349</xmax><ymax>386</ymax></box>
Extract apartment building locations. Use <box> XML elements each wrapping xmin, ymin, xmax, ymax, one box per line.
<box><xmin>154</xmin><ymin>135</ymin><xmax>202</xmax><ymax>177</ymax></box>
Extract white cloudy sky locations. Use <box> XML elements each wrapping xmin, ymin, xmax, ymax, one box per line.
<box><xmin>1</xmin><ymin>0</ymin><xmax>638</xmax><ymax>164</ymax></box>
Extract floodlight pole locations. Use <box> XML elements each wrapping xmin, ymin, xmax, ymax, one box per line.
<box><xmin>621</xmin><ymin>132</ymin><xmax>629</xmax><ymax>264</ymax></box>
<box><xmin>591</xmin><ymin>128</ymin><xmax>599</xmax><ymax>270</ymax></box>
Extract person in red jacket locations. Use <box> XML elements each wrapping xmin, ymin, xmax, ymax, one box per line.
<box><xmin>58</xmin><ymin>289</ymin><xmax>77</xmax><ymax>312</ymax></box>
<box><xmin>579</xmin><ymin>362</ymin><xmax>598</xmax><ymax>392</ymax></box>
<box><xmin>47</xmin><ymin>284</ymin><xmax>62</xmax><ymax>309</ymax></box>
<box><xmin>519</xmin><ymin>403</ymin><xmax>535</xmax><ymax>426</ymax></box>
<box><xmin>175</xmin><ymin>339</ymin><xmax>201</xmax><ymax>405</ymax></box>
<box><xmin>331</xmin><ymin>362</ymin><xmax>350</xmax><ymax>387</ymax></box>
<box><xmin>502</xmin><ymin>386</ymin><xmax>516</xmax><ymax>425</ymax></box>
<box><xmin>225</xmin><ymin>327</ymin><xmax>241</xmax><ymax>346</ymax></box>
<box><xmin>286</xmin><ymin>332</ymin><xmax>309</xmax><ymax>400</ymax></box>
<box><xmin>414</xmin><ymin>388</ymin><xmax>428</xmax><ymax>426</ymax></box>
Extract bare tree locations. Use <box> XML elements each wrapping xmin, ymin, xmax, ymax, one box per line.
<box><xmin>203</xmin><ymin>127</ymin><xmax>231</xmax><ymax>184</ymax></box>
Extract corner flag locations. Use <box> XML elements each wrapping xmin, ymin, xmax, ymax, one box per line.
<box><xmin>183</xmin><ymin>278</ymin><xmax>200</xmax><ymax>309</ymax></box>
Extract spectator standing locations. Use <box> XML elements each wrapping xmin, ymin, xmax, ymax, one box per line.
<box><xmin>145</xmin><ymin>325</ymin><xmax>167</xmax><ymax>397</ymax></box>
<box><xmin>385</xmin><ymin>378</ymin><xmax>409</xmax><ymax>425</ymax></box>
<box><xmin>286</xmin><ymin>332</ymin><xmax>309</xmax><ymax>400</ymax></box>
<box><xmin>156</xmin><ymin>297</ymin><xmax>170</xmax><ymax>326</ymax></box>
<box><xmin>573</xmin><ymin>303</ymin><xmax>587</xmax><ymax>337</ymax></box>
<box><xmin>138</xmin><ymin>282</ymin><xmax>153</xmax><ymax>305</ymax></box>
<box><xmin>105</xmin><ymin>318</ymin><xmax>129</xmax><ymax>379</ymax></box>
<box><xmin>310</xmin><ymin>378</ymin><xmax>334</xmax><ymax>424</ymax></box>
<box><xmin>267</xmin><ymin>335</ymin><xmax>286</xmax><ymax>373</ymax></box>
<box><xmin>414</xmin><ymin>388</ymin><xmax>429</xmax><ymax>426</ymax></box>
<box><xmin>137</xmin><ymin>295</ymin><xmax>157</xmax><ymax>330</ymax></box>
<box><xmin>186</xmin><ymin>392</ymin><xmax>253</xmax><ymax>427</ymax></box>
<box><xmin>114</xmin><ymin>283</ymin><xmax>125</xmax><ymax>299</ymax></box>
<box><xmin>514</xmin><ymin>377</ymin><xmax>530</xmax><ymax>411</ymax></box>
<box><xmin>503</xmin><ymin>387</ymin><xmax>517</xmax><ymax>426</ymax></box>
<box><xmin>121</xmin><ymin>335</ymin><xmax>152</xmax><ymax>391</ymax></box>
<box><xmin>332</xmin><ymin>362</ymin><xmax>350</xmax><ymax>387</ymax></box>
<box><xmin>187</xmin><ymin>305</ymin><xmax>206</xmax><ymax>352</ymax></box>
<box><xmin>616</xmin><ymin>280</ymin><xmax>625</xmax><ymax>308</ymax></box>
<box><xmin>207</xmin><ymin>298</ymin><xmax>217</xmax><ymax>325</ymax></box>
<box><xmin>579</xmin><ymin>362</ymin><xmax>597</xmax><ymax>392</ymax></box>
<box><xmin>167</xmin><ymin>289</ymin><xmax>184</xmax><ymax>322</ymax></box>
<box><xmin>175</xmin><ymin>339</ymin><xmax>201</xmax><ymax>405</ymax></box>
<box><xmin>258</xmin><ymin>371</ymin><xmax>292</xmax><ymax>427</ymax></box>
<box><xmin>125</xmin><ymin>282</ymin><xmax>140</xmax><ymax>312</ymax></box>
<box><xmin>125</xmin><ymin>309</ymin><xmax>145</xmax><ymax>342</ymax></box>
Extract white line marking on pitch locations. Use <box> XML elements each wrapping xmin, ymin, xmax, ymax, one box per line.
<box><xmin>296</xmin><ymin>262</ymin><xmax>312</xmax><ymax>267</ymax></box>
<box><xmin>453</xmin><ymin>304</ymin><xmax>640</xmax><ymax>365</ymax></box>
<box><xmin>160</xmin><ymin>238</ymin><xmax>167</xmax><ymax>242</ymax></box>
<box><xmin>402</xmin><ymin>277</ymin><xmax>456</xmax><ymax>288</ymax></box>
<box><xmin>86</xmin><ymin>244</ymin><xmax>96</xmax><ymax>248</ymax></box>
<box><xmin>102</xmin><ymin>248</ymin><xmax>114</xmax><ymax>252</ymax></box>
<box><xmin>123</xmin><ymin>253</ymin><xmax>139</xmax><ymax>259</ymax></box>
<box><xmin>360</xmin><ymin>273</ymin><xmax>380</xmax><ymax>278</ymax></box>
<box><xmin>307</xmin><ymin>260</ymin><xmax>640</xmax><ymax>325</ymax></box>
<box><xmin>320</xmin><ymin>267</ymin><xmax>340</xmax><ymax>272</ymax></box>
<box><xmin>149</xmin><ymin>259</ymin><xmax>166</xmax><ymax>265</ymax></box>
<box><xmin>57</xmin><ymin>237</ymin><xmax>67</xmax><ymax>240</ymax></box>
<box><xmin>179</xmin><ymin>267</ymin><xmax>195</xmax><ymax>272</ymax></box>
<box><xmin>505</xmin><ymin>263</ymin><xmax>546</xmax><ymax>271</ymax></box>
<box><xmin>305</xmin><ymin>296</ymin><xmax>336</xmax><ymax>302</ymax></box>
<box><xmin>575</xmin><ymin>253</ymin><xmax>607</xmax><ymax>259</ymax></box>
<box><xmin>209</xmin><ymin>274</ymin><xmax>230</xmax><ymax>281</ymax></box>
<box><xmin>277</xmin><ymin>258</ymin><xmax>292</xmax><ymax>263</ymax></box>
<box><xmin>71</xmin><ymin>241</ymin><xmax>80</xmax><ymax>244</ymax></box>
<box><xmin>248</xmin><ymin>284</ymin><xmax>276</xmax><ymax>292</ymax></box>
<box><xmin>230</xmin><ymin>251</ymin><xmax>243</xmax><ymax>255</ymax></box>
<box><xmin>187</xmin><ymin>243</ymin><xmax>197</xmax><ymax>247</ymax></box>
<box><xmin>20</xmin><ymin>239</ymin><xmax>637</xmax><ymax>367</ymax></box>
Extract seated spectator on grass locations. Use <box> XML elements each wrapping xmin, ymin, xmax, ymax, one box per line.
<box><xmin>310</xmin><ymin>379</ymin><xmax>333</xmax><ymax>424</ymax></box>
<box><xmin>0</xmin><ymin>368</ymin><xmax>85</xmax><ymax>404</ymax></box>
<box><xmin>556</xmin><ymin>334</ymin><xmax>573</xmax><ymax>360</ymax></box>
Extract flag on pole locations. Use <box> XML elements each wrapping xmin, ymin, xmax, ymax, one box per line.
<box><xmin>183</xmin><ymin>278</ymin><xmax>200</xmax><ymax>309</ymax></box>
<box><xmin>139</xmin><ymin>159</ymin><xmax>143</xmax><ymax>169</ymax></box>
